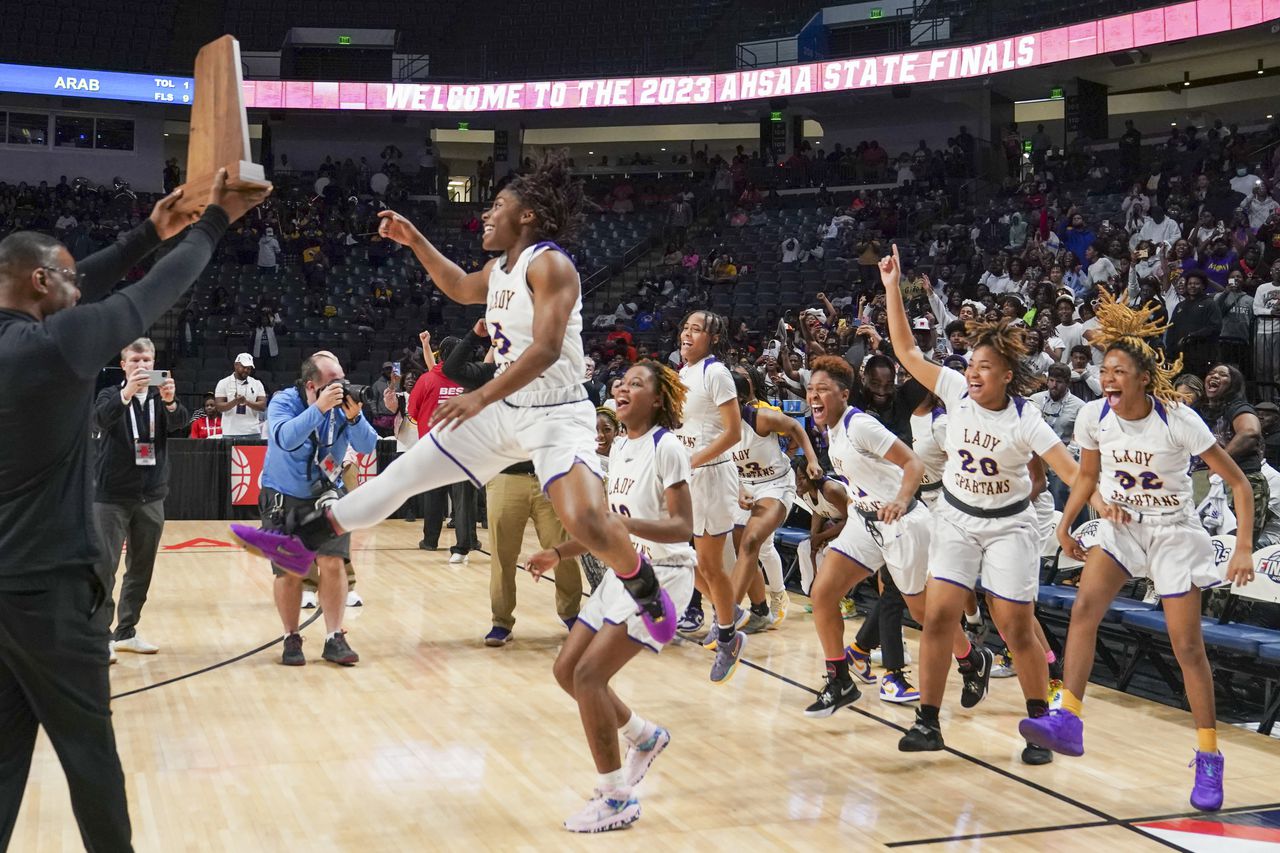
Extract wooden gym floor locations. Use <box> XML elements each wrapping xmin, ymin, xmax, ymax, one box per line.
<box><xmin>12</xmin><ymin>520</ymin><xmax>1280</xmax><ymax>852</ymax></box>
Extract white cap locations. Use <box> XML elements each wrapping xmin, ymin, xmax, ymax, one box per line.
<box><xmin>234</xmin><ymin>353</ymin><xmax>255</xmax><ymax>367</ymax></box>
<box><xmin>912</xmin><ymin>317</ymin><xmax>932</xmax><ymax>331</ymax></box>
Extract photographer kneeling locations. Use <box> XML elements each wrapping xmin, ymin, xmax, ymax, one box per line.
<box><xmin>261</xmin><ymin>350</ymin><xmax>377</xmax><ymax>666</ymax></box>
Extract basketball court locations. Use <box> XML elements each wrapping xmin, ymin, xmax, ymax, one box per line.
<box><xmin>11</xmin><ymin>520</ymin><xmax>1280</xmax><ymax>851</ymax></box>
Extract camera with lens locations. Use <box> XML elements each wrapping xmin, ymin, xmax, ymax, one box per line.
<box><xmin>325</xmin><ymin>380</ymin><xmax>372</xmax><ymax>406</ymax></box>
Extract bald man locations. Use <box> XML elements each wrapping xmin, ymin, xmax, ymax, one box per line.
<box><xmin>0</xmin><ymin>171</ymin><xmax>268</xmax><ymax>851</ymax></box>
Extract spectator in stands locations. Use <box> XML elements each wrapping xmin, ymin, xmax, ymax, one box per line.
<box><xmin>1198</xmin><ymin>364</ymin><xmax>1269</xmax><ymax>543</ymax></box>
<box><xmin>1256</xmin><ymin>401</ymin><xmax>1280</xmax><ymax>468</ymax></box>
<box><xmin>366</xmin><ymin>362</ymin><xmax>398</xmax><ymax>435</ymax></box>
<box><xmin>1202</xmin><ymin>235</ymin><xmax>1238</xmax><ymax>287</ymax></box>
<box><xmin>93</xmin><ymin>337</ymin><xmax>188</xmax><ymax>661</ymax></box>
<box><xmin>1058</xmin><ymin>211</ymin><xmax>1095</xmax><ymax>262</ymax></box>
<box><xmin>1167</xmin><ymin>270</ymin><xmax>1222</xmax><ymax>376</ymax></box>
<box><xmin>1241</xmin><ymin>182</ymin><xmax>1280</xmax><ymax>231</ymax></box>
<box><xmin>189</xmin><ymin>393</ymin><xmax>223</xmax><ymax>439</ymax></box>
<box><xmin>257</xmin><ymin>227</ymin><xmax>281</xmax><ymax>275</ymax></box>
<box><xmin>215</xmin><ymin>353</ymin><xmax>268</xmax><ymax>437</ymax></box>
<box><xmin>1030</xmin><ymin>363</ymin><xmax>1084</xmax><ymax>509</ymax></box>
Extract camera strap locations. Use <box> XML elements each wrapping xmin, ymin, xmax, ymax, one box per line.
<box><xmin>310</xmin><ymin>409</ymin><xmax>343</xmax><ymax>488</ymax></box>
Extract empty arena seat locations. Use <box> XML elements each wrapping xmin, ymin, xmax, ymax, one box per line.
<box><xmin>773</xmin><ymin>527</ymin><xmax>809</xmax><ymax>548</ymax></box>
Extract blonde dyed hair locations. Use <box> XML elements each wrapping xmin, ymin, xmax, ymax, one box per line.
<box><xmin>1091</xmin><ymin>288</ymin><xmax>1186</xmax><ymax>404</ymax></box>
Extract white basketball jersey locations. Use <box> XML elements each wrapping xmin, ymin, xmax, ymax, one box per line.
<box><xmin>1075</xmin><ymin>397</ymin><xmax>1216</xmax><ymax>514</ymax></box>
<box><xmin>827</xmin><ymin>406</ymin><xmax>906</xmax><ymax>514</ymax></box>
<box><xmin>934</xmin><ymin>367</ymin><xmax>1063</xmax><ymax>509</ymax></box>
<box><xmin>607</xmin><ymin>427</ymin><xmax>697</xmax><ymax>567</ymax></box>
<box><xmin>486</xmin><ymin>242</ymin><xmax>586</xmax><ymax>406</ymax></box>
<box><xmin>910</xmin><ymin>407</ymin><xmax>948</xmax><ymax>487</ymax></box>
<box><xmin>733</xmin><ymin>403</ymin><xmax>791</xmax><ymax>484</ymax></box>
<box><xmin>800</xmin><ymin>482</ymin><xmax>844</xmax><ymax>520</ymax></box>
<box><xmin>676</xmin><ymin>356</ymin><xmax>736</xmax><ymax>466</ymax></box>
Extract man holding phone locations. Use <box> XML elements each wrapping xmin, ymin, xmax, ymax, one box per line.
<box><xmin>93</xmin><ymin>337</ymin><xmax>189</xmax><ymax>661</ymax></box>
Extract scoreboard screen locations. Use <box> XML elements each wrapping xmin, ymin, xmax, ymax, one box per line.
<box><xmin>0</xmin><ymin>62</ymin><xmax>194</xmax><ymax>104</ymax></box>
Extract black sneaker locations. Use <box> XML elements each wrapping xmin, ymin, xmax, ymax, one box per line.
<box><xmin>418</xmin><ymin>540</ymin><xmax>438</xmax><ymax>551</ymax></box>
<box><xmin>803</xmin><ymin>675</ymin><xmax>860</xmax><ymax>718</ymax></box>
<box><xmin>898</xmin><ymin>712</ymin><xmax>945</xmax><ymax>752</ymax></box>
<box><xmin>322</xmin><ymin>631</ymin><xmax>359</xmax><ymax>666</ymax></box>
<box><xmin>959</xmin><ymin>645</ymin><xmax>994</xmax><ymax>709</ymax></box>
<box><xmin>1022</xmin><ymin>741</ymin><xmax>1053</xmax><ymax>765</ymax></box>
<box><xmin>281</xmin><ymin>632</ymin><xmax>305</xmax><ymax>666</ymax></box>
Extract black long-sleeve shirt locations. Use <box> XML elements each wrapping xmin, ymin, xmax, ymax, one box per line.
<box><xmin>0</xmin><ymin>207</ymin><xmax>229</xmax><ymax>582</ymax></box>
<box><xmin>93</xmin><ymin>385</ymin><xmax>189</xmax><ymax>503</ymax></box>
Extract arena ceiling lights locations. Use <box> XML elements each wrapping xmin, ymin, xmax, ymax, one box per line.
<box><xmin>0</xmin><ymin>0</ymin><xmax>1275</xmax><ymax>112</ymax></box>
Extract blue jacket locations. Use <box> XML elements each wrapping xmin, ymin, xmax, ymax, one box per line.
<box><xmin>1057</xmin><ymin>225</ymin><xmax>1096</xmax><ymax>265</ymax></box>
<box><xmin>262</xmin><ymin>387</ymin><xmax>378</xmax><ymax>499</ymax></box>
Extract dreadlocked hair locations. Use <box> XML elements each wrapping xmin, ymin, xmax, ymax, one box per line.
<box><xmin>964</xmin><ymin>318</ymin><xmax>1044</xmax><ymax>397</ymax></box>
<box><xmin>1090</xmin><ymin>288</ymin><xmax>1186</xmax><ymax>404</ymax></box>
<box><xmin>595</xmin><ymin>406</ymin><xmax>620</xmax><ymax>430</ymax></box>
<box><xmin>505</xmin><ymin>150</ymin><xmax>585</xmax><ymax>243</ymax></box>
<box><xmin>681</xmin><ymin>310</ymin><xmax>730</xmax><ymax>361</ymax></box>
<box><xmin>810</xmin><ymin>355</ymin><xmax>855</xmax><ymax>390</ymax></box>
<box><xmin>635</xmin><ymin>360</ymin><xmax>687</xmax><ymax>432</ymax></box>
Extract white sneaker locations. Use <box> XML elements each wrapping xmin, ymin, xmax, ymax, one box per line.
<box><xmin>113</xmin><ymin>635</ymin><xmax>159</xmax><ymax>654</ymax></box>
<box><xmin>449</xmin><ymin>553</ymin><xmax>468</xmax><ymax>564</ymax></box>
<box><xmin>109</xmin><ymin>643</ymin><xmax>118</xmax><ymax>664</ymax></box>
<box><xmin>768</xmin><ymin>590</ymin><xmax>790</xmax><ymax>628</ymax></box>
<box><xmin>563</xmin><ymin>789</ymin><xmax>640</xmax><ymax>833</ymax></box>
<box><xmin>301</xmin><ymin>590</ymin><xmax>318</xmax><ymax>609</ymax></box>
<box><xmin>870</xmin><ymin>647</ymin><xmax>912</xmax><ymax>667</ymax></box>
<box><xmin>346</xmin><ymin>590</ymin><xmax>363</xmax><ymax>607</ymax></box>
<box><xmin>990</xmin><ymin>654</ymin><xmax>1017</xmax><ymax>678</ymax></box>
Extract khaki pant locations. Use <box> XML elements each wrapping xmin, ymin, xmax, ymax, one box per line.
<box><xmin>487</xmin><ymin>473</ymin><xmax>582</xmax><ymax>629</ymax></box>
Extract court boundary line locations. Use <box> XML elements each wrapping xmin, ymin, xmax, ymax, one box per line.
<box><xmin>884</xmin><ymin>800</ymin><xmax>1280</xmax><ymax>847</ymax></box>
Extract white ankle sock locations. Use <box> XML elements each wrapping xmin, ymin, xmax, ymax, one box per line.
<box><xmin>326</xmin><ymin>630</ymin><xmax>342</xmax><ymax>640</ymax></box>
<box><xmin>598</xmin><ymin>768</ymin><xmax>628</xmax><ymax>794</ymax></box>
<box><xmin>619</xmin><ymin>712</ymin><xmax>655</xmax><ymax>745</ymax></box>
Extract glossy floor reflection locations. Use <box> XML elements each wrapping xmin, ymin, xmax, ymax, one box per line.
<box><xmin>13</xmin><ymin>521</ymin><xmax>1280</xmax><ymax>851</ymax></box>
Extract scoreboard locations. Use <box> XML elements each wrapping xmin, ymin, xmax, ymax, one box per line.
<box><xmin>0</xmin><ymin>62</ymin><xmax>194</xmax><ymax>104</ymax></box>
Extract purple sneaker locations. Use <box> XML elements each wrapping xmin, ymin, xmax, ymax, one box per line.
<box><xmin>1018</xmin><ymin>709</ymin><xmax>1084</xmax><ymax>757</ymax></box>
<box><xmin>230</xmin><ymin>525</ymin><xmax>316</xmax><ymax>576</ymax></box>
<box><xmin>639</xmin><ymin>589</ymin><xmax>678</xmax><ymax>646</ymax></box>
<box><xmin>1189</xmin><ymin>750</ymin><xmax>1224</xmax><ymax>811</ymax></box>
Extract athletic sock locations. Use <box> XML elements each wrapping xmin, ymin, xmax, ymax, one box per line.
<box><xmin>1061</xmin><ymin>688</ymin><xmax>1084</xmax><ymax>718</ymax></box>
<box><xmin>750</xmin><ymin>600</ymin><xmax>769</xmax><ymax>618</ymax></box>
<box><xmin>325</xmin><ymin>630</ymin><xmax>342</xmax><ymax>641</ymax></box>
<box><xmin>620</xmin><ymin>712</ymin><xmax>656</xmax><ymax>746</ymax></box>
<box><xmin>826</xmin><ymin>656</ymin><xmax>850</xmax><ymax>682</ymax></box>
<box><xmin>717</xmin><ymin>623</ymin><xmax>735</xmax><ymax>644</ymax></box>
<box><xmin>598</xmin><ymin>768</ymin><xmax>629</xmax><ymax>795</ymax></box>
<box><xmin>918</xmin><ymin>704</ymin><xmax>941</xmax><ymax>727</ymax></box>
<box><xmin>964</xmin><ymin>609</ymin><xmax>982</xmax><ymax>627</ymax></box>
<box><xmin>955</xmin><ymin>641</ymin><xmax>975</xmax><ymax>670</ymax></box>
<box><xmin>1026</xmin><ymin>698</ymin><xmax>1049</xmax><ymax>719</ymax></box>
<box><xmin>615</xmin><ymin>553</ymin><xmax>642</xmax><ymax>580</ymax></box>
<box><xmin>1196</xmin><ymin>728</ymin><xmax>1218</xmax><ymax>753</ymax></box>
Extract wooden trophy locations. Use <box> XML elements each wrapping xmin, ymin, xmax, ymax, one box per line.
<box><xmin>176</xmin><ymin>35</ymin><xmax>271</xmax><ymax>214</ymax></box>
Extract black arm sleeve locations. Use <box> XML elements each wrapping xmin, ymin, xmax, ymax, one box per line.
<box><xmin>94</xmin><ymin>387</ymin><xmax>128</xmax><ymax>431</ymax></box>
<box><xmin>48</xmin><ymin>207</ymin><xmax>230</xmax><ymax>380</ymax></box>
<box><xmin>441</xmin><ymin>331</ymin><xmax>497</xmax><ymax>391</ymax></box>
<box><xmin>77</xmin><ymin>220</ymin><xmax>163</xmax><ymax>303</ymax></box>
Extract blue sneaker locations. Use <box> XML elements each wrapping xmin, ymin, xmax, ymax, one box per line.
<box><xmin>879</xmin><ymin>671</ymin><xmax>920</xmax><ymax>703</ymax></box>
<box><xmin>710</xmin><ymin>631</ymin><xmax>747</xmax><ymax>684</ymax></box>
<box><xmin>484</xmin><ymin>626</ymin><xmax>512</xmax><ymax>647</ymax></box>
<box><xmin>702</xmin><ymin>606</ymin><xmax>747</xmax><ymax>650</ymax></box>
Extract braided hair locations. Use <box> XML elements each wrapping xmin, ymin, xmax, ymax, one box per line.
<box><xmin>964</xmin><ymin>318</ymin><xmax>1044</xmax><ymax>397</ymax></box>
<box><xmin>634</xmin><ymin>360</ymin><xmax>687</xmax><ymax>431</ymax></box>
<box><xmin>1090</xmin><ymin>288</ymin><xmax>1186</xmax><ymax>404</ymax></box>
<box><xmin>595</xmin><ymin>405</ymin><xmax>620</xmax><ymax>431</ymax></box>
<box><xmin>505</xmin><ymin>150</ymin><xmax>585</xmax><ymax>244</ymax></box>
<box><xmin>681</xmin><ymin>310</ymin><xmax>730</xmax><ymax>362</ymax></box>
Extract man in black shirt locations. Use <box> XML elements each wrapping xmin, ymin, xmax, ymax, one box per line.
<box><xmin>95</xmin><ymin>337</ymin><xmax>189</xmax><ymax>662</ymax></box>
<box><xmin>0</xmin><ymin>171</ymin><xmax>267</xmax><ymax>852</ymax></box>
